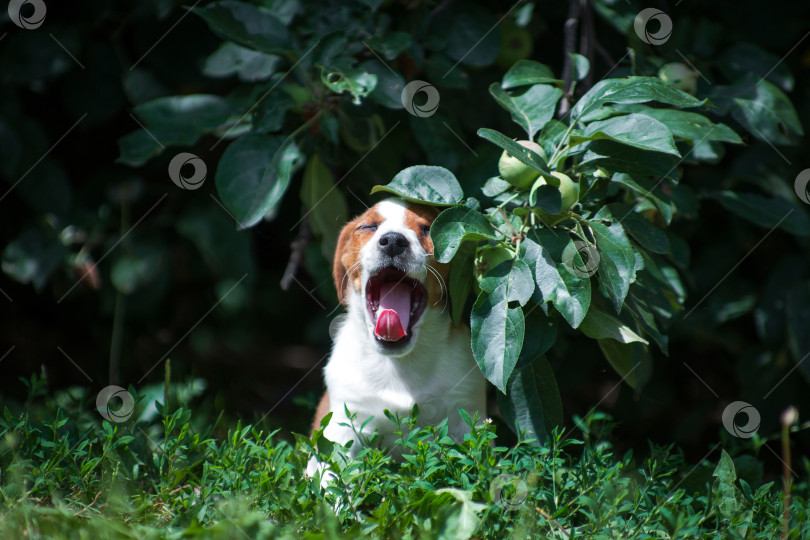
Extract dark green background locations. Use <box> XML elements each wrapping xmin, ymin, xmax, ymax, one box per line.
<box><xmin>1</xmin><ymin>0</ymin><xmax>809</xmax><ymax>481</ymax></box>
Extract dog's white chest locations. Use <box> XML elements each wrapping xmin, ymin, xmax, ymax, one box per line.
<box><xmin>322</xmin><ymin>303</ymin><xmax>486</xmax><ymax>454</ymax></box>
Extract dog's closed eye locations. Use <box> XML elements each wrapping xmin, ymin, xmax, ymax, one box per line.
<box><xmin>357</xmin><ymin>223</ymin><xmax>379</xmax><ymax>232</ymax></box>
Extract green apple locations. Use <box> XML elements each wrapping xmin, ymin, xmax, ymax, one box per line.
<box><xmin>478</xmin><ymin>246</ymin><xmax>515</xmax><ymax>275</ymax></box>
<box><xmin>551</xmin><ymin>171</ymin><xmax>578</xmax><ymax>211</ymax></box>
<box><xmin>496</xmin><ymin>22</ymin><xmax>534</xmax><ymax>70</ymax></box>
<box><xmin>498</xmin><ymin>140</ymin><xmax>546</xmax><ymax>189</ymax></box>
<box><xmin>531</xmin><ymin>171</ymin><xmax>578</xmax><ymax>214</ymax></box>
<box><xmin>658</xmin><ymin>62</ymin><xmax>698</xmax><ymax>94</ymax></box>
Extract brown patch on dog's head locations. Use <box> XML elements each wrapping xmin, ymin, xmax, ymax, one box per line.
<box><xmin>333</xmin><ymin>206</ymin><xmax>381</xmax><ymax>304</ymax></box>
<box><xmin>332</xmin><ymin>201</ymin><xmax>448</xmax><ymax>307</ymax></box>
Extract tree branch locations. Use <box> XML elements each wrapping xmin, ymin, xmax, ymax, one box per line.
<box><xmin>557</xmin><ymin>0</ymin><xmax>580</xmax><ymax>118</ymax></box>
<box><xmin>280</xmin><ymin>218</ymin><xmax>312</xmax><ymax>291</ymax></box>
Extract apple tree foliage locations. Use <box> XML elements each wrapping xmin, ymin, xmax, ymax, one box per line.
<box><xmin>2</xmin><ymin>0</ymin><xmax>808</xmax><ymax>443</ymax></box>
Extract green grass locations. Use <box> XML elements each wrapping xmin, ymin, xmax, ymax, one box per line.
<box><xmin>1</xmin><ymin>376</ymin><xmax>808</xmax><ymax>539</ymax></box>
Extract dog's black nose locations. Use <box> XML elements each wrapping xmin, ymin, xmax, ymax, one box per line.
<box><xmin>378</xmin><ymin>232</ymin><xmax>409</xmax><ymax>258</ymax></box>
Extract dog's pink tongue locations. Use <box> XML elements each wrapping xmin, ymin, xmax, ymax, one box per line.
<box><xmin>374</xmin><ymin>282</ymin><xmax>411</xmax><ymax>341</ymax></box>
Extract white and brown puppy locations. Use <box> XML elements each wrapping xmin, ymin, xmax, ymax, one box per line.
<box><xmin>311</xmin><ymin>198</ymin><xmax>486</xmax><ymax>459</ymax></box>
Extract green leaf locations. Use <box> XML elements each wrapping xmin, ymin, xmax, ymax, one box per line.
<box><xmin>628</xmin><ymin>107</ymin><xmax>742</xmax><ymax>144</ymax></box>
<box><xmin>571</xmin><ymin>77</ymin><xmax>706</xmax><ymax>121</ymax></box>
<box><xmin>371</xmin><ymin>165</ymin><xmax>463</xmax><ymax>206</ymax></box>
<box><xmin>523</xmin><ymin>231</ymin><xmax>591</xmax><ymax>328</ymax></box>
<box><xmin>438</xmin><ymin>5</ymin><xmax>500</xmax><ymax>67</ymax></box>
<box><xmin>579</xmin><ymin>309</ymin><xmax>648</xmax><ymax>344</ymax></box>
<box><xmin>116</xmin><ymin>94</ymin><xmax>234</xmax><ymax>166</ymax></box>
<box><xmin>1</xmin><ymin>226</ymin><xmax>66</xmax><ymax>292</ymax></box>
<box><xmin>253</xmin><ymin>92</ymin><xmax>292</xmax><ymax>134</ymax></box>
<box><xmin>582</xmin><ymin>141</ymin><xmax>680</xmax><ymax>180</ymax></box>
<box><xmin>611</xmin><ymin>173</ymin><xmax>675</xmax><ymax>224</ymax></box>
<box><xmin>471</xmin><ymin>288</ymin><xmax>525</xmax><ymax>393</ymax></box>
<box><xmin>477</xmin><ymin>128</ymin><xmax>553</xmax><ymax>181</ymax></box>
<box><xmin>571</xmin><ymin>113</ymin><xmax>680</xmax><ymax>156</ymax></box>
<box><xmin>569</xmin><ymin>53</ymin><xmax>590</xmax><ymax>81</ymax></box>
<box><xmin>448</xmin><ymin>243</ymin><xmax>476</xmax><ymax>325</ymax></box>
<box><xmin>712</xmin><ymin>450</ymin><xmax>741</xmax><ymax>520</ymax></box>
<box><xmin>709</xmin><ymin>76</ymin><xmax>803</xmax><ymax>145</ymax></box>
<box><xmin>481</xmin><ymin>177</ymin><xmax>511</xmax><ymax>198</ymax></box>
<box><xmin>191</xmin><ymin>1</ymin><xmax>292</xmax><ymax>54</ymax></box>
<box><xmin>431</xmin><ymin>206</ymin><xmax>499</xmax><ymax>263</ymax></box>
<box><xmin>300</xmin><ymin>154</ymin><xmax>348</xmax><ymax>260</ymax></box>
<box><xmin>320</xmin><ymin>58</ymin><xmax>378</xmax><ymax>105</ymax></box>
<box><xmin>203</xmin><ymin>42</ymin><xmax>280</xmax><ymax>82</ymax></box>
<box><xmin>479</xmin><ymin>258</ymin><xmax>534</xmax><ymax>307</ymax></box>
<box><xmin>365</xmin><ymin>32</ymin><xmax>411</xmax><ymax>61</ymax></box>
<box><xmin>215</xmin><ymin>134</ymin><xmax>304</xmax><ymax>229</ymax></box>
<box><xmin>517</xmin><ymin>308</ymin><xmax>557</xmax><ymax>367</ymax></box>
<box><xmin>595</xmin><ymin>203</ymin><xmax>670</xmax><ymax>254</ymax></box>
<box><xmin>529</xmin><ymin>184</ymin><xmax>562</xmax><ymax>215</ymax></box>
<box><xmin>597</xmin><ymin>340</ymin><xmax>652</xmax><ymax>391</ymax></box>
<box><xmin>588</xmin><ymin>220</ymin><xmax>637</xmax><ymax>313</ymax></box>
<box><xmin>619</xmin><ymin>209</ymin><xmax>671</xmax><ymax>254</ymax></box>
<box><xmin>489</xmin><ymin>83</ymin><xmax>563</xmax><ymax>139</ymax></box>
<box><xmin>434</xmin><ymin>488</ymin><xmax>485</xmax><ymax>539</ymax></box>
<box><xmin>502</xmin><ymin>60</ymin><xmax>561</xmax><ymax>89</ymax></box>
<box><xmin>135</xmin><ymin>94</ymin><xmax>233</xmax><ymax>132</ymax></box>
<box><xmin>721</xmin><ymin>42</ymin><xmax>794</xmax><ymax>92</ymax></box>
<box><xmin>707</xmin><ymin>191</ymin><xmax>810</xmax><ymax>237</ymax></box>
<box><xmin>361</xmin><ymin>59</ymin><xmax>406</xmax><ymax>110</ymax></box>
<box><xmin>498</xmin><ymin>356</ymin><xmax>563</xmax><ymax>444</ymax></box>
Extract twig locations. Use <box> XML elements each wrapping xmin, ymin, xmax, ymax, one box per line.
<box><xmin>579</xmin><ymin>0</ymin><xmax>595</xmax><ymax>91</ymax></box>
<box><xmin>74</xmin><ymin>490</ymin><xmax>102</xmax><ymax>516</ymax></box>
<box><xmin>166</xmin><ymin>483</ymin><xmax>191</xmax><ymax>497</ymax></box>
<box><xmin>593</xmin><ymin>40</ymin><xmax>615</xmax><ymax>69</ymax></box>
<box><xmin>536</xmin><ymin>507</ymin><xmax>571</xmax><ymax>537</ymax></box>
<box><xmin>497</xmin><ymin>207</ymin><xmax>520</xmax><ymax>242</ymax></box>
<box><xmin>558</xmin><ymin>0</ymin><xmax>580</xmax><ymax>118</ymax></box>
<box><xmin>280</xmin><ymin>219</ymin><xmax>312</xmax><ymax>291</ymax></box>
<box><xmin>781</xmin><ymin>406</ymin><xmax>798</xmax><ymax>539</ymax></box>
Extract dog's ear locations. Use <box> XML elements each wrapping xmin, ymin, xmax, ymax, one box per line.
<box><xmin>333</xmin><ymin>220</ymin><xmax>355</xmax><ymax>305</ymax></box>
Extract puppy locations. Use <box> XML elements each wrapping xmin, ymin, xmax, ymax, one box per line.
<box><xmin>311</xmin><ymin>198</ymin><xmax>486</xmax><ymax>461</ymax></box>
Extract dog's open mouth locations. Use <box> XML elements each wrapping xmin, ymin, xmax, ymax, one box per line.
<box><xmin>365</xmin><ymin>267</ymin><xmax>427</xmax><ymax>343</ymax></box>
